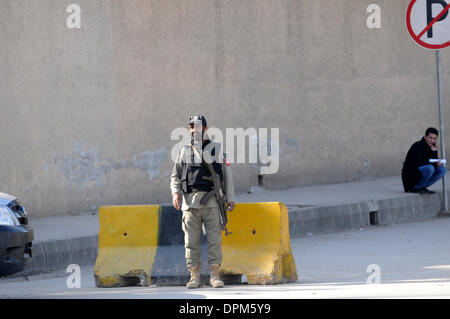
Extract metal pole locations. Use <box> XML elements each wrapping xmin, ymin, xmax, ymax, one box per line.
<box><xmin>436</xmin><ymin>49</ymin><xmax>448</xmax><ymax>212</ymax></box>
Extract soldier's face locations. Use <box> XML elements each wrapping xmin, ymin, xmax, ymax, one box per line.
<box><xmin>190</xmin><ymin>123</ymin><xmax>203</xmax><ymax>135</ymax></box>
<box><xmin>190</xmin><ymin>123</ymin><xmax>205</xmax><ymax>144</ymax></box>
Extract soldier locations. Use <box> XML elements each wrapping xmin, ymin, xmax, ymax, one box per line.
<box><xmin>170</xmin><ymin>115</ymin><xmax>235</xmax><ymax>289</ymax></box>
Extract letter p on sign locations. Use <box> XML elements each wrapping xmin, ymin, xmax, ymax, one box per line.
<box><xmin>407</xmin><ymin>0</ymin><xmax>450</xmax><ymax>49</ymax></box>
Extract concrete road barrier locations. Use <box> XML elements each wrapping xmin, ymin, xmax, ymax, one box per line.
<box><xmin>222</xmin><ymin>202</ymin><xmax>298</xmax><ymax>284</ymax></box>
<box><xmin>94</xmin><ymin>205</ymin><xmax>160</xmax><ymax>287</ymax></box>
<box><xmin>94</xmin><ymin>202</ymin><xmax>298</xmax><ymax>287</ymax></box>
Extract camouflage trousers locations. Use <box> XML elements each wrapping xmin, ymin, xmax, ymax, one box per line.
<box><xmin>182</xmin><ymin>207</ymin><xmax>223</xmax><ymax>268</ymax></box>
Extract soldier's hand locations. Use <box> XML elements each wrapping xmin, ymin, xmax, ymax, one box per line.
<box><xmin>228</xmin><ymin>202</ymin><xmax>235</xmax><ymax>212</ymax></box>
<box><xmin>173</xmin><ymin>192</ymin><xmax>182</xmax><ymax>210</ymax></box>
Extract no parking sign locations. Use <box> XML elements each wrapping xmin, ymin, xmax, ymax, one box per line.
<box><xmin>407</xmin><ymin>0</ymin><xmax>450</xmax><ymax>49</ymax></box>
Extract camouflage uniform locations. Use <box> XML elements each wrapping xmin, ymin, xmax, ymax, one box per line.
<box><xmin>170</xmin><ymin>141</ymin><xmax>235</xmax><ymax>270</ymax></box>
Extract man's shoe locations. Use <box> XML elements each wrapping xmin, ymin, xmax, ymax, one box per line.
<box><xmin>411</xmin><ymin>188</ymin><xmax>427</xmax><ymax>195</ymax></box>
<box><xmin>209</xmin><ymin>264</ymin><xmax>224</xmax><ymax>288</ymax></box>
<box><xmin>423</xmin><ymin>188</ymin><xmax>436</xmax><ymax>194</ymax></box>
<box><xmin>186</xmin><ymin>266</ymin><xmax>201</xmax><ymax>289</ymax></box>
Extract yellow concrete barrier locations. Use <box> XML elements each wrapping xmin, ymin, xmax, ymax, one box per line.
<box><xmin>221</xmin><ymin>202</ymin><xmax>298</xmax><ymax>284</ymax></box>
<box><xmin>94</xmin><ymin>205</ymin><xmax>160</xmax><ymax>287</ymax></box>
<box><xmin>94</xmin><ymin>202</ymin><xmax>298</xmax><ymax>287</ymax></box>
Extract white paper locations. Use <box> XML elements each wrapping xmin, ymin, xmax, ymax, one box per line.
<box><xmin>430</xmin><ymin>159</ymin><xmax>446</xmax><ymax>164</ymax></box>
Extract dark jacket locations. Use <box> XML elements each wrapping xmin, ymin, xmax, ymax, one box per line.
<box><xmin>401</xmin><ymin>137</ymin><xmax>438</xmax><ymax>192</ymax></box>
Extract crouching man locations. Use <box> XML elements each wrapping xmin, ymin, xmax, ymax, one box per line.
<box><xmin>402</xmin><ymin>127</ymin><xmax>446</xmax><ymax>194</ymax></box>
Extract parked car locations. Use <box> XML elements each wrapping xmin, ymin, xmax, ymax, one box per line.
<box><xmin>0</xmin><ymin>192</ymin><xmax>33</xmax><ymax>276</ymax></box>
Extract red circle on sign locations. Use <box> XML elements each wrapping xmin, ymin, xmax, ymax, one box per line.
<box><xmin>406</xmin><ymin>0</ymin><xmax>450</xmax><ymax>49</ymax></box>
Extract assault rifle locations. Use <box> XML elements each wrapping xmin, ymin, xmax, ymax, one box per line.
<box><xmin>190</xmin><ymin>144</ymin><xmax>229</xmax><ymax>235</ymax></box>
<box><xmin>200</xmin><ymin>157</ymin><xmax>229</xmax><ymax>236</ymax></box>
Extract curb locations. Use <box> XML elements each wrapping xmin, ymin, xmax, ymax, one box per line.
<box><xmin>27</xmin><ymin>192</ymin><xmax>446</xmax><ymax>274</ymax></box>
<box><xmin>30</xmin><ymin>236</ymin><xmax>98</xmax><ymax>274</ymax></box>
<box><xmin>288</xmin><ymin>192</ymin><xmax>442</xmax><ymax>238</ymax></box>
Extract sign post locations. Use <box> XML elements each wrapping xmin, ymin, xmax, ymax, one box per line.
<box><xmin>406</xmin><ymin>0</ymin><xmax>450</xmax><ymax>212</ymax></box>
<box><xmin>437</xmin><ymin>50</ymin><xmax>448</xmax><ymax>211</ymax></box>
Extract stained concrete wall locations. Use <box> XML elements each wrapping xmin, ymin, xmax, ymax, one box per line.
<box><xmin>1</xmin><ymin>0</ymin><xmax>449</xmax><ymax>216</ymax></box>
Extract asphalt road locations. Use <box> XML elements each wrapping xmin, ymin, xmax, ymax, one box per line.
<box><xmin>1</xmin><ymin>216</ymin><xmax>450</xmax><ymax>299</ymax></box>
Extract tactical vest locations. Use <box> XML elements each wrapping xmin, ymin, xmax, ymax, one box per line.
<box><xmin>181</xmin><ymin>141</ymin><xmax>224</xmax><ymax>193</ymax></box>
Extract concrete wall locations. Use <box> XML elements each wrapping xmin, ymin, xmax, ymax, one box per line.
<box><xmin>1</xmin><ymin>0</ymin><xmax>449</xmax><ymax>217</ymax></box>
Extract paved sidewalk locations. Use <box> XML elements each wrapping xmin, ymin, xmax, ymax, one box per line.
<box><xmin>24</xmin><ymin>175</ymin><xmax>448</xmax><ymax>274</ymax></box>
<box><xmin>29</xmin><ymin>212</ymin><xmax>99</xmax><ymax>244</ymax></box>
<box><xmin>239</xmin><ymin>176</ymin><xmax>411</xmax><ymax>207</ymax></box>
